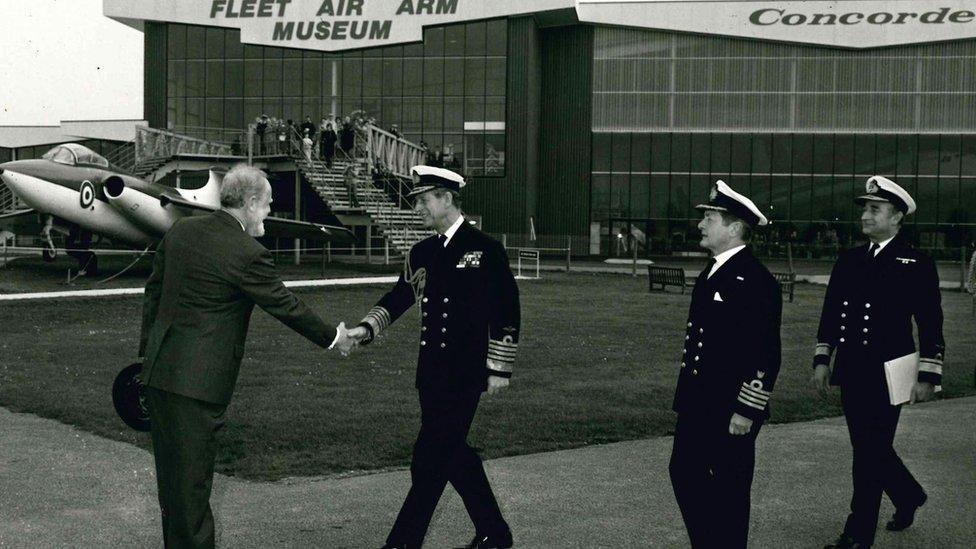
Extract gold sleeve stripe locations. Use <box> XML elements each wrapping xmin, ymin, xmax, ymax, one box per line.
<box><xmin>815</xmin><ymin>343</ymin><xmax>833</xmax><ymax>356</ymax></box>
<box><xmin>487</xmin><ymin>358</ymin><xmax>514</xmax><ymax>373</ymax></box>
<box><xmin>362</xmin><ymin>306</ymin><xmax>391</xmax><ymax>335</ymax></box>
<box><xmin>919</xmin><ymin>360</ymin><xmax>943</xmax><ymax>376</ymax></box>
<box><xmin>739</xmin><ymin>389</ymin><xmax>770</xmax><ymax>405</ymax></box>
<box><xmin>737</xmin><ymin>395</ymin><xmax>766</xmax><ymax>410</ymax></box>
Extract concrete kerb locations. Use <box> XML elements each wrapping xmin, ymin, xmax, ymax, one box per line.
<box><xmin>0</xmin><ymin>397</ymin><xmax>973</xmax><ymax>548</ymax></box>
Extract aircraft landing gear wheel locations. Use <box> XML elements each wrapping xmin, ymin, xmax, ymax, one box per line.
<box><xmin>42</xmin><ymin>247</ymin><xmax>57</xmax><ymax>262</ymax></box>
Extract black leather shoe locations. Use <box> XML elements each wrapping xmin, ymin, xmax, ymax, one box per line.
<box><xmin>886</xmin><ymin>491</ymin><xmax>927</xmax><ymax>531</ymax></box>
<box><xmin>823</xmin><ymin>533</ymin><xmax>870</xmax><ymax>548</ymax></box>
<box><xmin>458</xmin><ymin>531</ymin><xmax>514</xmax><ymax>549</ymax></box>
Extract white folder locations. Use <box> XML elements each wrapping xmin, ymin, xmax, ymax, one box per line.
<box><xmin>884</xmin><ymin>352</ymin><xmax>919</xmax><ymax>405</ymax></box>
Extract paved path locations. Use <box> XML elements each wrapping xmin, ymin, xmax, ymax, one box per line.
<box><xmin>0</xmin><ymin>398</ymin><xmax>973</xmax><ymax>548</ymax></box>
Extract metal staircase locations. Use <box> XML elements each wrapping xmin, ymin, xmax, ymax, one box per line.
<box><xmin>294</xmin><ymin>155</ymin><xmax>431</xmax><ymax>254</ymax></box>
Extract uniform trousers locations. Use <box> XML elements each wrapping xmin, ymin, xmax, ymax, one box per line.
<box><xmin>387</xmin><ymin>389</ymin><xmax>509</xmax><ymax>546</ymax></box>
<box><xmin>840</xmin><ymin>381</ymin><xmax>925</xmax><ymax>545</ymax></box>
<box><xmin>145</xmin><ymin>386</ymin><xmax>227</xmax><ymax>549</ymax></box>
<box><xmin>669</xmin><ymin>412</ymin><xmax>762</xmax><ymax>549</ymax></box>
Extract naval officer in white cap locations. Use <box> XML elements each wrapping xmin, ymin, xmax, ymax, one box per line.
<box><xmin>669</xmin><ymin>180</ymin><xmax>783</xmax><ymax>549</ymax></box>
<box><xmin>813</xmin><ymin>176</ymin><xmax>944</xmax><ymax>549</ymax></box>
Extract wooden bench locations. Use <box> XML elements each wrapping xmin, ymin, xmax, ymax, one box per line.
<box><xmin>773</xmin><ymin>271</ymin><xmax>796</xmax><ymax>303</ymax></box>
<box><xmin>648</xmin><ymin>265</ymin><xmax>688</xmax><ymax>294</ymax></box>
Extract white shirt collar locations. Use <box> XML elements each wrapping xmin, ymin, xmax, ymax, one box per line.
<box><xmin>441</xmin><ymin>214</ymin><xmax>465</xmax><ymax>247</ymax></box>
<box><xmin>708</xmin><ymin>244</ymin><xmax>746</xmax><ymax>278</ymax></box>
<box><xmin>871</xmin><ymin>235</ymin><xmax>896</xmax><ymax>256</ymax></box>
<box><xmin>222</xmin><ymin>209</ymin><xmax>247</xmax><ymax>232</ymax></box>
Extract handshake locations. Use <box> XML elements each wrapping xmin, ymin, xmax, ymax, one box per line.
<box><xmin>330</xmin><ymin>322</ymin><xmax>370</xmax><ymax>356</ymax></box>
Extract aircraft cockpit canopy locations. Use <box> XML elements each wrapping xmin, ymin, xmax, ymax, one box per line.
<box><xmin>42</xmin><ymin>143</ymin><xmax>110</xmax><ymax>168</ymax></box>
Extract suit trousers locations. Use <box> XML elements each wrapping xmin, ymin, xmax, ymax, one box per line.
<box><xmin>387</xmin><ymin>389</ymin><xmax>509</xmax><ymax>546</ymax></box>
<box><xmin>669</xmin><ymin>413</ymin><xmax>761</xmax><ymax>549</ymax></box>
<box><xmin>145</xmin><ymin>387</ymin><xmax>227</xmax><ymax>549</ymax></box>
<box><xmin>840</xmin><ymin>383</ymin><xmax>925</xmax><ymax>545</ymax></box>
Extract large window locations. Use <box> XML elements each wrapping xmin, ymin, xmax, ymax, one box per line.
<box><xmin>592</xmin><ymin>132</ymin><xmax>976</xmax><ymax>258</ymax></box>
<box><xmin>165</xmin><ymin>20</ymin><xmax>507</xmax><ymax>176</ymax></box>
<box><xmin>593</xmin><ymin>28</ymin><xmax>976</xmax><ymax>133</ymax></box>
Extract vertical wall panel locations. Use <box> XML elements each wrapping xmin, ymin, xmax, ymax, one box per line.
<box><xmin>145</xmin><ymin>22</ymin><xmax>168</xmax><ymax>129</ymax></box>
<box><xmin>538</xmin><ymin>25</ymin><xmax>593</xmax><ymax>236</ymax></box>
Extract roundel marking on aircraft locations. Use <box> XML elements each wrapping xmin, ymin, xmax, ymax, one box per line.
<box><xmin>80</xmin><ymin>180</ymin><xmax>95</xmax><ymax>209</ymax></box>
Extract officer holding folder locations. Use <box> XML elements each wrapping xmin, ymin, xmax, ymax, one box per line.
<box><xmin>811</xmin><ymin>176</ymin><xmax>945</xmax><ymax>549</ymax></box>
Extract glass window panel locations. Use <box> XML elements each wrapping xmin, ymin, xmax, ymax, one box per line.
<box><xmin>225</xmin><ymin>29</ymin><xmax>243</xmax><ymax>58</ymax></box>
<box><xmin>205</xmin><ymin>98</ymin><xmax>223</xmax><ymax>130</ymax></box>
<box><xmin>961</xmin><ymin>135</ymin><xmax>976</xmax><ymax>178</ymax></box>
<box><xmin>611</xmin><ymin>134</ymin><xmax>631</xmax><ymax>173</ymax></box>
<box><xmin>265</xmin><ymin>46</ymin><xmax>283</xmax><ymax>60</ymax></box>
<box><xmin>168</xmin><ymin>60</ymin><xmax>185</xmax><ymax>98</ymax></box>
<box><xmin>751</xmin><ymin>134</ymin><xmax>772</xmax><ymax>174</ymax></box>
<box><xmin>443</xmin><ymin>134</ymin><xmax>462</xmax><ymax>171</ymax></box>
<box><xmin>688</xmin><ymin>174</ymin><xmax>710</xmax><ymax>219</ymax></box>
<box><xmin>611</xmin><ymin>174</ymin><xmax>630</xmax><ymax>217</ymax></box>
<box><xmin>592</xmin><ymin>133</ymin><xmax>611</xmax><ymax>172</ymax></box>
<box><xmin>630</xmin><ymin>134</ymin><xmax>650</xmax><ymax>173</ymax></box>
<box><xmin>224</xmin><ymin>98</ymin><xmax>243</xmax><ymax>130</ymax></box>
<box><xmin>206</xmin><ymin>60</ymin><xmax>224</xmax><ymax>97</ymax></box>
<box><xmin>444</xmin><ymin>25</ymin><xmax>465</xmax><ymax>56</ymax></box>
<box><xmin>650</xmin><ymin>175</ymin><xmax>670</xmax><ymax>218</ymax></box>
<box><xmin>361</xmin><ymin>98</ymin><xmax>381</xmax><ymax>120</ymax></box>
<box><xmin>244</xmin><ymin>98</ymin><xmax>263</xmax><ymax>123</ymax></box>
<box><xmin>383</xmin><ymin>58</ymin><xmax>403</xmax><ymax>95</ymax></box>
<box><xmin>940</xmin><ymin>135</ymin><xmax>962</xmax><ymax>178</ymax></box>
<box><xmin>485</xmin><ymin>97</ymin><xmax>504</xmax><ymax>123</ymax></box>
<box><xmin>730</xmin><ymin>134</ymin><xmax>752</xmax><ymax>174</ymax></box>
<box><xmin>186</xmin><ymin>60</ymin><xmax>205</xmax><ymax>96</ymax></box>
<box><xmin>168</xmin><ymin>25</ymin><xmax>186</xmax><ymax>59</ymax></box>
<box><xmin>362</xmin><ymin>59</ymin><xmax>383</xmax><ymax>96</ymax></box>
<box><xmin>465</xmin><ymin>132</ymin><xmax>485</xmax><ymax>176</ymax></box>
<box><xmin>283</xmin><ymin>98</ymin><xmax>302</xmax><ymax>122</ymax></box>
<box><xmin>812</xmin><ymin>134</ymin><xmax>834</xmax><ymax>175</ymax></box>
<box><xmin>896</xmin><ymin>134</ymin><xmax>918</xmax><ymax>176</ymax></box>
<box><xmin>167</xmin><ymin>98</ymin><xmax>183</xmax><ymax>129</ymax></box>
<box><xmin>710</xmin><ymin>133</ymin><xmax>731</xmax><ymax>178</ymax></box>
<box><xmin>186</xmin><ymin>26</ymin><xmax>205</xmax><ymax>59</ymax></box>
<box><xmin>402</xmin><ymin>98</ymin><xmax>423</xmax><ymax>133</ymax></box>
<box><xmin>244</xmin><ymin>60</ymin><xmax>263</xmax><ymax>97</ymax></box>
<box><xmin>811</xmin><ymin>174</ymin><xmax>833</xmax><ymax>221</ymax></box>
<box><xmin>771</xmin><ymin>134</ymin><xmax>792</xmax><ymax>175</ymax></box>
<box><xmin>770</xmin><ymin>175</ymin><xmax>791</xmax><ymax>224</ymax></box>
<box><xmin>485</xmin><ymin>58</ymin><xmax>505</xmax><ymax>97</ymax></box>
<box><xmin>424</xmin><ymin>57</ymin><xmax>444</xmax><ymax>94</ymax></box>
<box><xmin>688</xmin><ymin>133</ymin><xmax>709</xmax><ymax>173</ymax></box>
<box><xmin>917</xmin><ymin>135</ymin><xmax>941</xmax><ymax>177</ymax></box>
<box><xmin>185</xmin><ymin>98</ymin><xmax>203</xmax><ymax>127</ymax></box>
<box><xmin>403</xmin><ymin>59</ymin><xmax>424</xmax><ymax>96</ymax></box>
<box><xmin>322</xmin><ymin>56</ymin><xmax>338</xmax><ymax>97</ymax></box>
<box><xmin>206</xmin><ymin>28</ymin><xmax>224</xmax><ymax>58</ymax></box>
<box><xmin>833</xmin><ymin>135</ymin><xmax>854</xmax><ymax>175</ymax></box>
<box><xmin>244</xmin><ymin>44</ymin><xmax>263</xmax><ymax>59</ymax></box>
<box><xmin>341</xmin><ymin>58</ymin><xmax>362</xmax><ymax>97</ymax></box>
<box><xmin>915</xmin><ymin>177</ymin><xmax>938</xmax><ymax>224</ymax></box>
<box><xmin>444</xmin><ymin>59</ymin><xmax>464</xmax><ymax>96</ymax></box>
<box><xmin>464</xmin><ymin>58</ymin><xmax>485</xmax><ymax>98</ymax></box>
<box><xmin>226</xmin><ymin>60</ymin><xmax>243</xmax><ymax>97</ymax></box>
<box><xmin>403</xmin><ymin>42</ymin><xmax>423</xmax><ymax>57</ymax></box>
<box><xmin>303</xmin><ymin>55</ymin><xmax>322</xmax><ymax>98</ymax></box>
<box><xmin>263</xmin><ymin>97</ymin><xmax>282</xmax><ymax>117</ymax></box>
<box><xmin>486</xmin><ymin>20</ymin><xmax>507</xmax><ymax>56</ymax></box>
<box><xmin>423</xmin><ymin>99</ymin><xmax>443</xmax><ymax>133</ymax></box>
<box><xmin>423</xmin><ymin>27</ymin><xmax>444</xmax><ymax>56</ymax></box>
<box><xmin>485</xmin><ymin>132</ymin><xmax>504</xmax><ymax>176</ymax></box>
<box><xmin>444</xmin><ymin>98</ymin><xmax>463</xmax><ymax>131</ymax></box>
<box><xmin>464</xmin><ymin>97</ymin><xmax>484</xmax><ymax>124</ymax></box>
<box><xmin>851</xmin><ymin>134</ymin><xmax>875</xmax><ymax>176</ymax></box>
<box><xmin>264</xmin><ymin>59</ymin><xmax>283</xmax><ymax>98</ymax></box>
<box><xmin>875</xmin><ymin>135</ymin><xmax>898</xmax><ymax>176</ymax></box>
<box><xmin>750</xmin><ymin>174</ymin><xmax>772</xmax><ymax>222</ymax></box>
<box><xmin>381</xmin><ymin>98</ymin><xmax>402</xmax><ymax>127</ymax></box>
<box><xmin>465</xmin><ymin>22</ymin><xmax>486</xmax><ymax>56</ymax></box>
<box><xmin>939</xmin><ymin>177</ymin><xmax>962</xmax><ymax>224</ymax></box>
<box><xmin>650</xmin><ymin>133</ymin><xmax>671</xmax><ymax>173</ymax></box>
<box><xmin>592</xmin><ymin>174</ymin><xmax>611</xmax><ymax>221</ymax></box>
<box><xmin>282</xmin><ymin>59</ymin><xmax>302</xmax><ymax>96</ymax></box>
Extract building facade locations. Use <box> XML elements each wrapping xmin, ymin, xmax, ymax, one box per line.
<box><xmin>116</xmin><ymin>1</ymin><xmax>976</xmax><ymax>256</ymax></box>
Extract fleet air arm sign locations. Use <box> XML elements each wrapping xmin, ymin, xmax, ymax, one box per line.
<box><xmin>104</xmin><ymin>0</ymin><xmax>976</xmax><ymax>50</ymax></box>
<box><xmin>103</xmin><ymin>0</ymin><xmax>575</xmax><ymax>52</ymax></box>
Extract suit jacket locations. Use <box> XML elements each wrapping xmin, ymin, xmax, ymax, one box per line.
<box><xmin>138</xmin><ymin>210</ymin><xmax>334</xmax><ymax>405</ymax></box>
<box><xmin>672</xmin><ymin>248</ymin><xmax>783</xmax><ymax>422</ymax></box>
<box><xmin>359</xmin><ymin>221</ymin><xmax>521</xmax><ymax>394</ymax></box>
<box><xmin>814</xmin><ymin>235</ymin><xmax>944</xmax><ymax>388</ymax></box>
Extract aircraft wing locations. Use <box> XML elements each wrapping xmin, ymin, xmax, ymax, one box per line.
<box><xmin>160</xmin><ymin>191</ymin><xmax>353</xmax><ymax>242</ymax></box>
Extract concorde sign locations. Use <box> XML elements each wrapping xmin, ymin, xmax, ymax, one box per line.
<box><xmin>104</xmin><ymin>0</ymin><xmax>976</xmax><ymax>50</ymax></box>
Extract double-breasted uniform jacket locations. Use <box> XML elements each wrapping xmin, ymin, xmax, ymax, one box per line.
<box><xmin>359</xmin><ymin>220</ymin><xmax>520</xmax><ymax>394</ymax></box>
<box><xmin>673</xmin><ymin>248</ymin><xmax>783</xmax><ymax>422</ymax></box>
<box><xmin>814</xmin><ymin>235</ymin><xmax>944</xmax><ymax>388</ymax></box>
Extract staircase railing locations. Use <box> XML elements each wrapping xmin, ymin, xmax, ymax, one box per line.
<box><xmin>135</xmin><ymin>126</ymin><xmax>237</xmax><ymax>164</ymax></box>
<box><xmin>103</xmin><ymin>141</ymin><xmax>137</xmax><ymax>174</ymax></box>
<box><xmin>362</xmin><ymin>124</ymin><xmax>426</xmax><ymax>179</ymax></box>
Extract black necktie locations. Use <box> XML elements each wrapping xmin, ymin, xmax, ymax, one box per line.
<box><xmin>437</xmin><ymin>234</ymin><xmax>447</xmax><ymax>247</ymax></box>
<box><xmin>868</xmin><ymin>243</ymin><xmax>879</xmax><ymax>259</ymax></box>
<box><xmin>702</xmin><ymin>258</ymin><xmax>717</xmax><ymax>280</ymax></box>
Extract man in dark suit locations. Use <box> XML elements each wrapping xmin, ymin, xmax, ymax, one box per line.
<box><xmin>812</xmin><ymin>176</ymin><xmax>944</xmax><ymax>549</ymax></box>
<box><xmin>669</xmin><ymin>180</ymin><xmax>782</xmax><ymax>549</ymax></box>
<box><xmin>139</xmin><ymin>164</ymin><xmax>342</xmax><ymax>548</ymax></box>
<box><xmin>342</xmin><ymin>166</ymin><xmax>520</xmax><ymax>549</ymax></box>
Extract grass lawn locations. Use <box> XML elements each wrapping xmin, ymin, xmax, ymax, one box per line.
<box><xmin>0</xmin><ymin>272</ymin><xmax>973</xmax><ymax>481</ymax></box>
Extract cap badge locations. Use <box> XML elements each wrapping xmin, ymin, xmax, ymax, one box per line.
<box><xmin>866</xmin><ymin>180</ymin><xmax>879</xmax><ymax>193</ymax></box>
<box><xmin>709</xmin><ymin>186</ymin><xmax>718</xmax><ymax>200</ymax></box>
